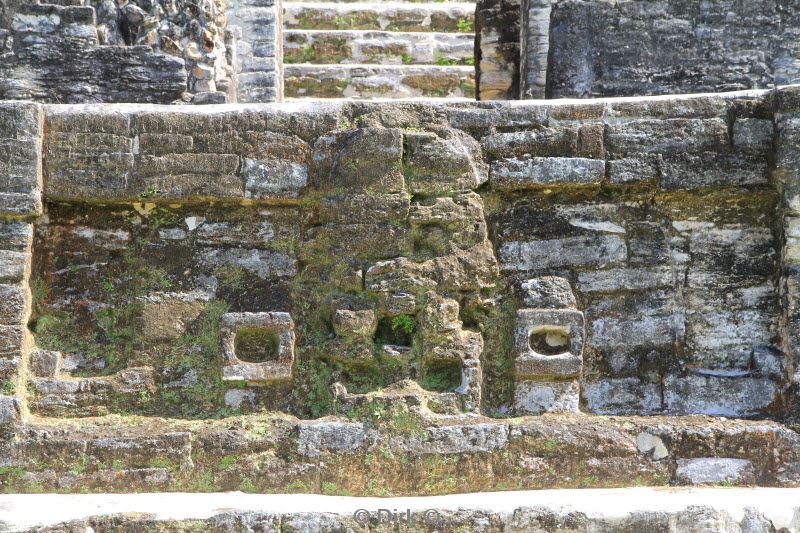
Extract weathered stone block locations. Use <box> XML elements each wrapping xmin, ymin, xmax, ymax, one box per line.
<box><xmin>607</xmin><ymin>154</ymin><xmax>660</xmax><ymax>186</ymax></box>
<box><xmin>500</xmin><ymin>234</ymin><xmax>626</xmax><ymax>272</ymax></box>
<box><xmin>311</xmin><ymin>128</ymin><xmax>404</xmax><ymax>194</ymax></box>
<box><xmin>491</xmin><ymin>157</ymin><xmax>605</xmax><ymax>190</ymax></box>
<box><xmin>30</xmin><ymin>349</ymin><xmax>61</xmax><ymax>378</ymax></box>
<box><xmin>139</xmin><ymin>293</ymin><xmax>206</xmax><ymax>343</ymax></box>
<box><xmin>333</xmin><ymin>309</ymin><xmax>376</xmax><ymax>339</ymax></box>
<box><xmin>403</xmin><ymin>128</ymin><xmax>487</xmax><ymax>194</ymax></box>
<box><xmin>297</xmin><ymin>421</ymin><xmax>371</xmax><ymax>457</ymax></box>
<box><xmin>0</xmin><ymin>284</ymin><xmax>27</xmax><ymax>325</ymax></box>
<box><xmin>660</xmin><ymin>151</ymin><xmax>769</xmax><ymax>190</ymax></box>
<box><xmin>0</xmin><ymin>221</ymin><xmax>32</xmax><ymax>251</ymax></box>
<box><xmin>242</xmin><ymin>158</ymin><xmax>307</xmax><ymax>199</ymax></box>
<box><xmin>675</xmin><ymin>458</ymin><xmax>755</xmax><ymax>486</ymax></box>
<box><xmin>583</xmin><ymin>378</ymin><xmax>663</xmax><ymax>415</ymax></box>
<box><xmin>0</xmin><ymin>251</ymin><xmax>28</xmax><ymax>283</ymax></box>
<box><xmin>0</xmin><ymin>396</ymin><xmax>21</xmax><ymax>425</ymax></box>
<box><xmin>663</xmin><ymin>375</ymin><xmax>777</xmax><ymax>417</ymax></box>
<box><xmin>733</xmin><ymin>118</ymin><xmax>774</xmax><ymax>149</ymax></box>
<box><xmin>198</xmin><ymin>247</ymin><xmax>297</xmax><ymax>280</ymax></box>
<box><xmin>605</xmin><ymin>119</ymin><xmax>728</xmax><ymax>155</ymax></box>
<box><xmin>518</xmin><ymin>277</ymin><xmax>576</xmax><ymax>309</ymax></box>
<box><xmin>578</xmin><ymin>266</ymin><xmax>674</xmax><ymax>293</ymax></box>
<box><xmin>515</xmin><ymin>379</ymin><xmax>579</xmax><ymax>415</ymax></box>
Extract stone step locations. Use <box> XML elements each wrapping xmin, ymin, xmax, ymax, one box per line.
<box><xmin>3</xmin><ymin>488</ymin><xmax>800</xmax><ymax>531</ymax></box>
<box><xmin>284</xmin><ymin>30</ymin><xmax>475</xmax><ymax>65</ymax></box>
<box><xmin>285</xmin><ymin>0</ymin><xmax>476</xmax><ymax>3</ymax></box>
<box><xmin>283</xmin><ymin>2</ymin><xmax>475</xmax><ymax>33</ymax></box>
<box><xmin>284</xmin><ymin>63</ymin><xmax>475</xmax><ymax>98</ymax></box>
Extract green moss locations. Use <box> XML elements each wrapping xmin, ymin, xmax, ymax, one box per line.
<box><xmin>213</xmin><ymin>264</ymin><xmax>246</xmax><ymax>291</ymax></box>
<box><xmin>284</xmin><ymin>479</ymin><xmax>313</xmax><ymax>493</ymax></box>
<box><xmin>422</xmin><ymin>360</ymin><xmax>461</xmax><ymax>392</ymax></box>
<box><xmin>158</xmin><ymin>300</ymin><xmax>231</xmax><ymax>418</ymax></box>
<box><xmin>321</xmin><ymin>480</ymin><xmax>352</xmax><ymax>496</ymax></box>
<box><xmin>388</xmin><ymin>410</ymin><xmax>427</xmax><ymax>437</ymax></box>
<box><xmin>218</xmin><ymin>454</ymin><xmax>239</xmax><ymax>471</ymax></box>
<box><xmin>239</xmin><ymin>478</ymin><xmax>256</xmax><ymax>493</ymax></box>
<box><xmin>0</xmin><ymin>379</ymin><xmax>14</xmax><ymax>395</ymax></box>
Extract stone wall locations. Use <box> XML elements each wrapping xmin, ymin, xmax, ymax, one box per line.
<box><xmin>3</xmin><ymin>87</ymin><xmax>800</xmax><ymax>493</ymax></box>
<box><xmin>475</xmin><ymin>0</ymin><xmax>520</xmax><ymax>100</ymax></box>
<box><xmin>228</xmin><ymin>0</ymin><xmax>284</xmax><ymax>103</ymax></box>
<box><xmin>0</xmin><ymin>0</ymin><xmax>283</xmax><ymax>104</ymax></box>
<box><xmin>482</xmin><ymin>0</ymin><xmax>800</xmax><ymax>100</ymax></box>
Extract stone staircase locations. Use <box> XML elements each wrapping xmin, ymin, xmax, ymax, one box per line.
<box><xmin>283</xmin><ymin>0</ymin><xmax>477</xmax><ymax>99</ymax></box>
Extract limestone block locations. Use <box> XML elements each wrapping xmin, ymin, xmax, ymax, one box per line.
<box><xmin>500</xmin><ymin>234</ymin><xmax>627</xmax><ymax>272</ymax></box>
<box><xmin>333</xmin><ymin>309</ymin><xmax>376</xmax><ymax>339</ymax></box>
<box><xmin>0</xmin><ymin>284</ymin><xmax>28</xmax><ymax>325</ymax></box>
<box><xmin>311</xmin><ymin>128</ymin><xmax>404</xmax><ymax>194</ymax></box>
<box><xmin>582</xmin><ymin>378</ymin><xmax>663</xmax><ymax>415</ymax></box>
<box><xmin>605</xmin><ymin>119</ymin><xmax>728</xmax><ymax>156</ymax></box>
<box><xmin>297</xmin><ymin>421</ymin><xmax>371</xmax><ymax>457</ymax></box>
<box><xmin>0</xmin><ymin>222</ymin><xmax>32</xmax><ymax>251</ymax></box>
<box><xmin>578</xmin><ymin>266</ymin><xmax>674</xmax><ymax>293</ymax></box>
<box><xmin>636</xmin><ymin>432</ymin><xmax>669</xmax><ymax>461</ymax></box>
<box><xmin>675</xmin><ymin>458</ymin><xmax>755</xmax><ymax>486</ymax></box>
<box><xmin>198</xmin><ymin>247</ymin><xmax>297</xmax><ymax>280</ymax></box>
<box><xmin>482</xmin><ymin>124</ymin><xmax>603</xmax><ymax>159</ymax></box>
<box><xmin>514</xmin><ymin>309</ymin><xmax>584</xmax><ymax>378</ymax></box>
<box><xmin>664</xmin><ymin>374</ymin><xmax>778</xmax><ymax>417</ymax></box>
<box><xmin>518</xmin><ymin>277</ymin><xmax>576</xmax><ymax>309</ymax></box>
<box><xmin>219</xmin><ymin>312</ymin><xmax>295</xmax><ymax>383</ymax></box>
<box><xmin>733</xmin><ymin>118</ymin><xmax>774</xmax><ymax>149</ymax></box>
<box><xmin>0</xmin><ymin>396</ymin><xmax>21</xmax><ymax>425</ymax></box>
<box><xmin>86</xmin><ymin>432</ymin><xmax>193</xmax><ymax>470</ymax></box>
<box><xmin>660</xmin><ymin>151</ymin><xmax>768</xmax><ymax>190</ymax></box>
<box><xmin>317</xmin><ymin>194</ymin><xmax>410</xmax><ymax>225</ymax></box>
<box><xmin>491</xmin><ymin>157</ymin><xmax>605</xmax><ymax>190</ymax></box>
<box><xmin>607</xmin><ymin>154</ymin><xmax>661</xmax><ymax>186</ymax></box>
<box><xmin>29</xmin><ymin>349</ymin><xmax>62</xmax><ymax>378</ymax></box>
<box><xmin>139</xmin><ymin>293</ymin><xmax>206</xmax><ymax>343</ymax></box>
<box><xmin>515</xmin><ymin>379</ymin><xmax>579</xmax><ymax>415</ymax></box>
<box><xmin>403</xmin><ymin>128</ymin><xmax>488</xmax><ymax>195</ymax></box>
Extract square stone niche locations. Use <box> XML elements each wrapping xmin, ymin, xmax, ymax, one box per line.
<box><xmin>514</xmin><ymin>309</ymin><xmax>584</xmax><ymax>378</ymax></box>
<box><xmin>514</xmin><ymin>309</ymin><xmax>585</xmax><ymax>415</ymax></box>
<box><xmin>219</xmin><ymin>312</ymin><xmax>295</xmax><ymax>383</ymax></box>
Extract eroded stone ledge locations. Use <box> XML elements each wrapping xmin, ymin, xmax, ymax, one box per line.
<box><xmin>2</xmin><ymin>487</ymin><xmax>800</xmax><ymax>532</ymax></box>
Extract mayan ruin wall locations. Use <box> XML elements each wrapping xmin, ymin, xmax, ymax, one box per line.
<box><xmin>2</xmin><ymin>1</ymin><xmax>800</xmax><ymax>531</ymax></box>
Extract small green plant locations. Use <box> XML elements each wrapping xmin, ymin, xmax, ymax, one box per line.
<box><xmin>465</xmin><ymin>56</ymin><xmax>475</xmax><ymax>66</ymax></box>
<box><xmin>391</xmin><ymin>314</ymin><xmax>415</xmax><ymax>335</ymax></box>
<box><xmin>456</xmin><ymin>18</ymin><xmax>473</xmax><ymax>33</ymax></box>
<box><xmin>401</xmin><ymin>53</ymin><xmax>413</xmax><ymax>64</ymax></box>
<box><xmin>435</xmin><ymin>54</ymin><xmax>457</xmax><ymax>66</ymax></box>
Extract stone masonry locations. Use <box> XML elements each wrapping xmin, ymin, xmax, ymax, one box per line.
<box><xmin>1</xmin><ymin>88</ymin><xmax>800</xmax><ymax>501</ymax></box>
<box><xmin>478</xmin><ymin>0</ymin><xmax>800</xmax><ymax>100</ymax></box>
